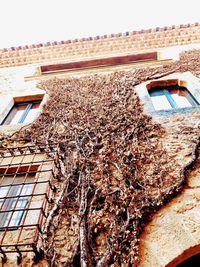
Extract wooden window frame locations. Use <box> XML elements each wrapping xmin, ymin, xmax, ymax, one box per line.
<box><xmin>1</xmin><ymin>94</ymin><xmax>44</xmax><ymax>126</ymax></box>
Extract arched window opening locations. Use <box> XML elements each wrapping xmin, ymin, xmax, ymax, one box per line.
<box><xmin>147</xmin><ymin>80</ymin><xmax>199</xmax><ymax>111</ymax></box>
<box><xmin>176</xmin><ymin>252</ymin><xmax>200</xmax><ymax>267</ymax></box>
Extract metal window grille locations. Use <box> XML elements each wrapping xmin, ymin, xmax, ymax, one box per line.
<box><xmin>0</xmin><ymin>144</ymin><xmax>57</xmax><ymax>263</ymax></box>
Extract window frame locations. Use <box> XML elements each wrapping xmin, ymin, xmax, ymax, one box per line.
<box><xmin>135</xmin><ymin>76</ymin><xmax>200</xmax><ymax>115</ymax></box>
<box><xmin>148</xmin><ymin>85</ymin><xmax>199</xmax><ymax>111</ymax></box>
<box><xmin>1</xmin><ymin>100</ymin><xmax>41</xmax><ymax>126</ymax></box>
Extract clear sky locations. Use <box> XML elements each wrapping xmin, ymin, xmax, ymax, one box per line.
<box><xmin>0</xmin><ymin>0</ymin><xmax>200</xmax><ymax>49</ymax></box>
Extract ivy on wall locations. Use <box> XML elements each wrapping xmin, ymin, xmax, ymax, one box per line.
<box><xmin>4</xmin><ymin>50</ymin><xmax>200</xmax><ymax>266</ymax></box>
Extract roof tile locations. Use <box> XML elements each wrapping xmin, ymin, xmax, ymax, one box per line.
<box><xmin>0</xmin><ymin>22</ymin><xmax>200</xmax><ymax>67</ymax></box>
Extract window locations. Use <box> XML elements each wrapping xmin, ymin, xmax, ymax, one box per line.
<box><xmin>2</xmin><ymin>100</ymin><xmax>41</xmax><ymax>125</ymax></box>
<box><xmin>176</xmin><ymin>252</ymin><xmax>200</xmax><ymax>267</ymax></box>
<box><xmin>148</xmin><ymin>86</ymin><xmax>199</xmax><ymax>111</ymax></box>
<box><xmin>0</xmin><ymin>144</ymin><xmax>56</xmax><ymax>261</ymax></box>
<box><xmin>0</xmin><ymin>167</ymin><xmax>36</xmax><ymax>229</ymax></box>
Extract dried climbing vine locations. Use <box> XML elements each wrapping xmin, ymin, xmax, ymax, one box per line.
<box><xmin>4</xmin><ymin>50</ymin><xmax>200</xmax><ymax>266</ymax></box>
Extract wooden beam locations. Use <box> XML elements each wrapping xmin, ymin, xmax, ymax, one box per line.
<box><xmin>146</xmin><ymin>79</ymin><xmax>179</xmax><ymax>90</ymax></box>
<box><xmin>40</xmin><ymin>52</ymin><xmax>158</xmax><ymax>73</ymax></box>
<box><xmin>14</xmin><ymin>94</ymin><xmax>44</xmax><ymax>103</ymax></box>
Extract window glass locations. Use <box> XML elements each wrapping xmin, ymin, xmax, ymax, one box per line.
<box><xmin>170</xmin><ymin>89</ymin><xmax>192</xmax><ymax>108</ymax></box>
<box><xmin>0</xmin><ymin>173</ymin><xmax>35</xmax><ymax>228</ymax></box>
<box><xmin>150</xmin><ymin>95</ymin><xmax>172</xmax><ymax>110</ymax></box>
<box><xmin>8</xmin><ymin>105</ymin><xmax>27</xmax><ymax>125</ymax></box>
<box><xmin>0</xmin><ymin>186</ymin><xmax>9</xmax><ymax>209</ymax></box>
<box><xmin>4</xmin><ymin>184</ymin><xmax>32</xmax><ymax>227</ymax></box>
<box><xmin>23</xmin><ymin>102</ymin><xmax>40</xmax><ymax>124</ymax></box>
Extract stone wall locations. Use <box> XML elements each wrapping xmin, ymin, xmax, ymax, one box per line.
<box><xmin>0</xmin><ymin>49</ymin><xmax>200</xmax><ymax>266</ymax></box>
<box><xmin>138</xmin><ymin>111</ymin><xmax>200</xmax><ymax>266</ymax></box>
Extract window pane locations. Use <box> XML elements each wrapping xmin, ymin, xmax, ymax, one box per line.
<box><xmin>21</xmin><ymin>184</ymin><xmax>32</xmax><ymax>195</ymax></box>
<box><xmin>0</xmin><ymin>186</ymin><xmax>9</xmax><ymax>212</ymax></box>
<box><xmin>3</xmin><ymin>104</ymin><xmax>27</xmax><ymax>125</ymax></box>
<box><xmin>8</xmin><ymin>196</ymin><xmax>28</xmax><ymax>227</ymax></box>
<box><xmin>0</xmin><ymin>186</ymin><xmax>9</xmax><ymax>198</ymax></box>
<box><xmin>170</xmin><ymin>92</ymin><xmax>192</xmax><ymax>108</ymax></box>
<box><xmin>0</xmin><ymin>174</ymin><xmax>34</xmax><ymax>228</ymax></box>
<box><xmin>8</xmin><ymin>211</ymin><xmax>23</xmax><ymax>227</ymax></box>
<box><xmin>23</xmin><ymin>103</ymin><xmax>40</xmax><ymax>124</ymax></box>
<box><xmin>10</xmin><ymin>111</ymin><xmax>24</xmax><ymax>124</ymax></box>
<box><xmin>150</xmin><ymin>95</ymin><xmax>172</xmax><ymax>110</ymax></box>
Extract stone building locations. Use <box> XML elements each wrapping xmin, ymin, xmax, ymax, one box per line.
<box><xmin>0</xmin><ymin>23</ymin><xmax>200</xmax><ymax>267</ymax></box>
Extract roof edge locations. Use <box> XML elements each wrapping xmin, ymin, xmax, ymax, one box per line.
<box><xmin>1</xmin><ymin>22</ymin><xmax>200</xmax><ymax>52</ymax></box>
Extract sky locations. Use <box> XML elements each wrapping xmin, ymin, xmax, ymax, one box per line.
<box><xmin>0</xmin><ymin>0</ymin><xmax>200</xmax><ymax>49</ymax></box>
